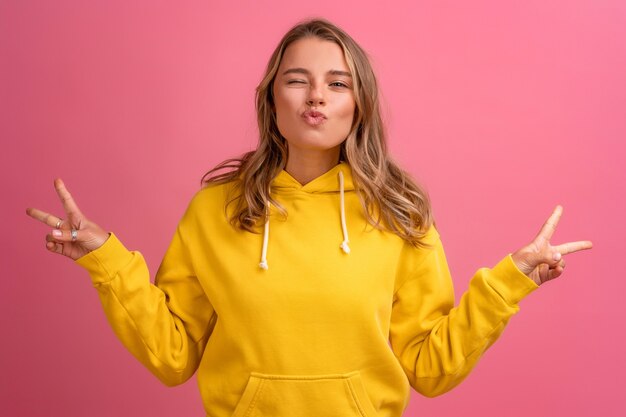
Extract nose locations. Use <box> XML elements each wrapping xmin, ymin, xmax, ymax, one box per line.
<box><xmin>306</xmin><ymin>84</ymin><xmax>325</xmax><ymax>107</ymax></box>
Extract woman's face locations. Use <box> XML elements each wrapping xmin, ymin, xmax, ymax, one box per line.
<box><xmin>272</xmin><ymin>37</ymin><xmax>356</xmax><ymax>165</ymax></box>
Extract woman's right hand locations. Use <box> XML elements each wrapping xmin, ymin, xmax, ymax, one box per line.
<box><xmin>26</xmin><ymin>179</ymin><xmax>110</xmax><ymax>260</ymax></box>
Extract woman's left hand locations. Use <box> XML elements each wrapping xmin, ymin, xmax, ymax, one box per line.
<box><xmin>511</xmin><ymin>205</ymin><xmax>593</xmax><ymax>286</ymax></box>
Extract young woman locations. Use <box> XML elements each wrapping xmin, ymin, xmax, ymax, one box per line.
<box><xmin>27</xmin><ymin>19</ymin><xmax>592</xmax><ymax>417</ymax></box>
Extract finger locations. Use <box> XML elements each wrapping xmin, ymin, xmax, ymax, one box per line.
<box><xmin>54</xmin><ymin>179</ymin><xmax>84</xmax><ymax>220</ymax></box>
<box><xmin>26</xmin><ymin>208</ymin><xmax>64</xmax><ymax>228</ymax></box>
<box><xmin>536</xmin><ymin>205</ymin><xmax>563</xmax><ymax>241</ymax></box>
<box><xmin>548</xmin><ymin>265</ymin><xmax>564</xmax><ymax>281</ymax></box>
<box><xmin>537</xmin><ymin>263</ymin><xmax>550</xmax><ymax>284</ymax></box>
<box><xmin>554</xmin><ymin>240</ymin><xmax>593</xmax><ymax>256</ymax></box>
<box><xmin>46</xmin><ymin>236</ymin><xmax>65</xmax><ymax>255</ymax></box>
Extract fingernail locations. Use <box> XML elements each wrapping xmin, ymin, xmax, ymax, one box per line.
<box><xmin>553</xmin><ymin>252</ymin><xmax>562</xmax><ymax>261</ymax></box>
<box><xmin>52</xmin><ymin>230</ymin><xmax>62</xmax><ymax>237</ymax></box>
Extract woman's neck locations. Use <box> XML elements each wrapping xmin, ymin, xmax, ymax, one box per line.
<box><xmin>285</xmin><ymin>148</ymin><xmax>340</xmax><ymax>186</ymax></box>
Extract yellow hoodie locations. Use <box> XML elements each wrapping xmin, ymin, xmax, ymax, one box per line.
<box><xmin>76</xmin><ymin>162</ymin><xmax>537</xmax><ymax>417</ymax></box>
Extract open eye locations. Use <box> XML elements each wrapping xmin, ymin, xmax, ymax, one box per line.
<box><xmin>330</xmin><ymin>82</ymin><xmax>349</xmax><ymax>88</ymax></box>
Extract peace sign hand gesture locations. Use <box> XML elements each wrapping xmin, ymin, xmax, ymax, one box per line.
<box><xmin>511</xmin><ymin>205</ymin><xmax>593</xmax><ymax>286</ymax></box>
<box><xmin>26</xmin><ymin>179</ymin><xmax>110</xmax><ymax>260</ymax></box>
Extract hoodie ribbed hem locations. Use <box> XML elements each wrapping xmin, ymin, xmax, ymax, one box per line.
<box><xmin>485</xmin><ymin>254</ymin><xmax>538</xmax><ymax>305</ymax></box>
<box><xmin>75</xmin><ymin>233</ymin><xmax>134</xmax><ymax>285</ymax></box>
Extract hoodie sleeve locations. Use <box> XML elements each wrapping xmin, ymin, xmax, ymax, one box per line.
<box><xmin>75</xmin><ymin>202</ymin><xmax>216</xmax><ymax>387</ymax></box>
<box><xmin>389</xmin><ymin>226</ymin><xmax>537</xmax><ymax>397</ymax></box>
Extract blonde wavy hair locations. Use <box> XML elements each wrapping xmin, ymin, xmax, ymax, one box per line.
<box><xmin>203</xmin><ymin>18</ymin><xmax>433</xmax><ymax>246</ymax></box>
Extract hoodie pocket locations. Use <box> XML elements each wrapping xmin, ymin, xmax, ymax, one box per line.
<box><xmin>231</xmin><ymin>371</ymin><xmax>379</xmax><ymax>417</ymax></box>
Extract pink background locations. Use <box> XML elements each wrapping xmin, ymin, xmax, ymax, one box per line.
<box><xmin>2</xmin><ymin>0</ymin><xmax>625</xmax><ymax>416</ymax></box>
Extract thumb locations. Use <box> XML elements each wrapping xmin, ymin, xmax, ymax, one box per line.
<box><xmin>49</xmin><ymin>224</ymin><xmax>109</xmax><ymax>250</ymax></box>
<box><xmin>512</xmin><ymin>245</ymin><xmax>561</xmax><ymax>275</ymax></box>
<box><xmin>525</xmin><ymin>246</ymin><xmax>562</xmax><ymax>272</ymax></box>
<box><xmin>545</xmin><ymin>247</ymin><xmax>562</xmax><ymax>265</ymax></box>
<box><xmin>50</xmin><ymin>228</ymin><xmax>79</xmax><ymax>242</ymax></box>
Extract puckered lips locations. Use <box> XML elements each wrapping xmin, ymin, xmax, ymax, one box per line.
<box><xmin>302</xmin><ymin>110</ymin><xmax>327</xmax><ymax>126</ymax></box>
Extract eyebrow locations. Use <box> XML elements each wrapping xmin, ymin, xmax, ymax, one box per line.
<box><xmin>282</xmin><ymin>67</ymin><xmax>352</xmax><ymax>77</ymax></box>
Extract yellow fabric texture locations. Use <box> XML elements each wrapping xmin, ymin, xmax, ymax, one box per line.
<box><xmin>76</xmin><ymin>162</ymin><xmax>537</xmax><ymax>417</ymax></box>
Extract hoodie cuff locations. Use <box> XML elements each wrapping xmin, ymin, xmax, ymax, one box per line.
<box><xmin>485</xmin><ymin>254</ymin><xmax>539</xmax><ymax>305</ymax></box>
<box><xmin>75</xmin><ymin>233</ymin><xmax>134</xmax><ymax>285</ymax></box>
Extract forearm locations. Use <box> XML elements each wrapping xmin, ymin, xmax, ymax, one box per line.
<box><xmin>392</xmin><ymin>254</ymin><xmax>537</xmax><ymax>397</ymax></box>
<box><xmin>76</xmin><ymin>233</ymin><xmax>209</xmax><ymax>386</ymax></box>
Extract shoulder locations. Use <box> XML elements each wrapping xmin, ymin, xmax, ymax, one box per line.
<box><xmin>182</xmin><ymin>180</ymin><xmax>239</xmax><ymax>224</ymax></box>
<box><xmin>401</xmin><ymin>224</ymin><xmax>442</xmax><ymax>261</ymax></box>
<box><xmin>419</xmin><ymin>224</ymin><xmax>441</xmax><ymax>246</ymax></box>
<box><xmin>395</xmin><ymin>225</ymin><xmax>445</xmax><ymax>276</ymax></box>
<box><xmin>393</xmin><ymin>224</ymin><xmax>452</xmax><ymax>293</ymax></box>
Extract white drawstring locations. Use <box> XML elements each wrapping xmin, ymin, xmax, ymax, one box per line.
<box><xmin>338</xmin><ymin>171</ymin><xmax>351</xmax><ymax>254</ymax></box>
<box><xmin>259</xmin><ymin>202</ymin><xmax>270</xmax><ymax>270</ymax></box>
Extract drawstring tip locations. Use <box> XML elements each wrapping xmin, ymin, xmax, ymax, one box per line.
<box><xmin>340</xmin><ymin>241</ymin><xmax>351</xmax><ymax>254</ymax></box>
<box><xmin>259</xmin><ymin>261</ymin><xmax>269</xmax><ymax>270</ymax></box>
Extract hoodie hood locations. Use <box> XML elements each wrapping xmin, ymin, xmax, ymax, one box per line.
<box><xmin>271</xmin><ymin>162</ymin><xmax>355</xmax><ymax>194</ymax></box>
<box><xmin>258</xmin><ymin>162</ymin><xmax>354</xmax><ymax>270</ymax></box>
